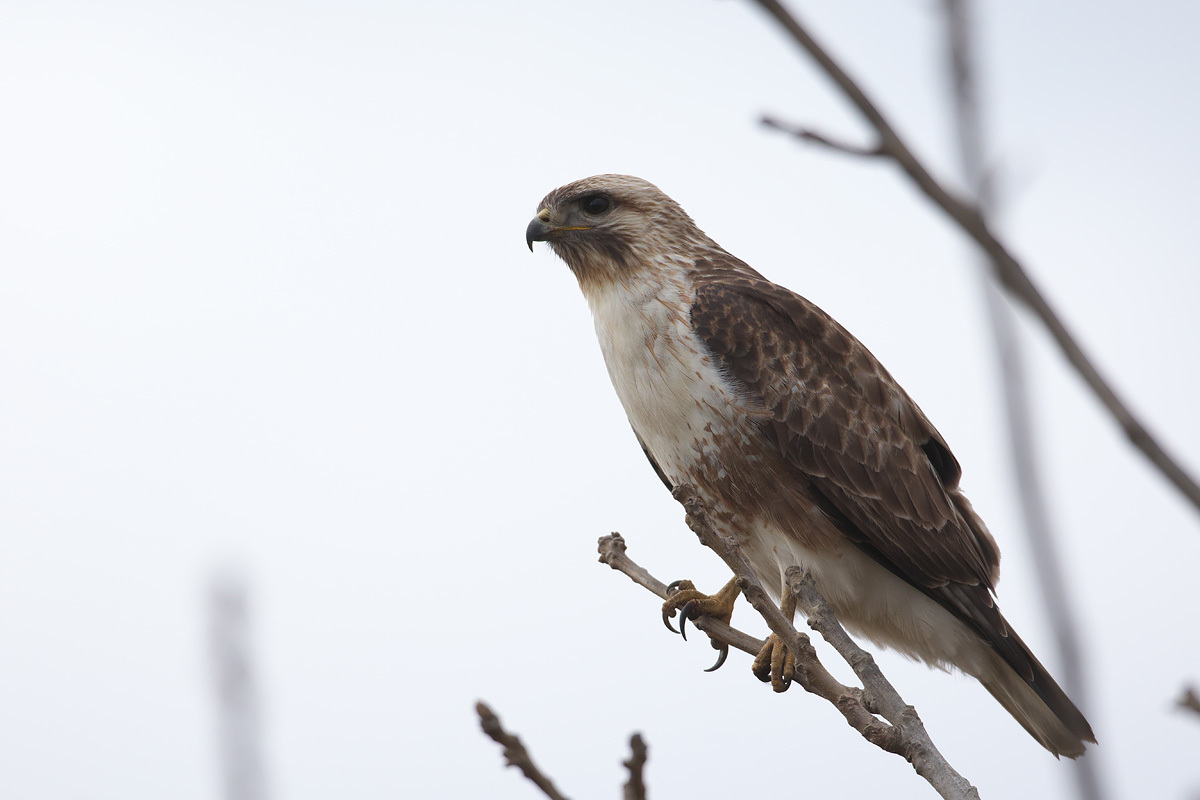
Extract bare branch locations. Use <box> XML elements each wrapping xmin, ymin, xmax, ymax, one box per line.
<box><xmin>476</xmin><ymin>702</ymin><xmax>572</xmax><ymax>800</ymax></box>
<box><xmin>599</xmin><ymin>486</ymin><xmax>982</xmax><ymax>800</ymax></box>
<box><xmin>759</xmin><ymin>115</ymin><xmax>885</xmax><ymax>158</ymax></box>
<box><xmin>1177</xmin><ymin>685</ymin><xmax>1200</xmax><ymax>718</ymax></box>
<box><xmin>622</xmin><ymin>733</ymin><xmax>648</xmax><ymax>800</ymax></box>
<box><xmin>751</xmin><ymin>0</ymin><xmax>1200</xmax><ymax>515</ymax></box>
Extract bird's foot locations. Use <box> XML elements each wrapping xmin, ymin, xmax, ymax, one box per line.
<box><xmin>751</xmin><ymin>633</ymin><xmax>796</xmax><ymax>692</ymax></box>
<box><xmin>751</xmin><ymin>584</ymin><xmax>798</xmax><ymax>692</ymax></box>
<box><xmin>661</xmin><ymin>577</ymin><xmax>739</xmax><ymax>672</ymax></box>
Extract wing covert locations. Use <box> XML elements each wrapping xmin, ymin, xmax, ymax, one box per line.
<box><xmin>689</xmin><ymin>258</ymin><xmax>999</xmax><ymax>594</ymax></box>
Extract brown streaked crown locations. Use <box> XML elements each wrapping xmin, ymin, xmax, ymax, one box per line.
<box><xmin>530</xmin><ymin>175</ymin><xmax>720</xmax><ymax>289</ymax></box>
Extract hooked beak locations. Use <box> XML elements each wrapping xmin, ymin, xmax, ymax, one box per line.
<box><xmin>526</xmin><ymin>207</ymin><xmax>591</xmax><ymax>252</ymax></box>
<box><xmin>526</xmin><ymin>216</ymin><xmax>551</xmax><ymax>252</ymax></box>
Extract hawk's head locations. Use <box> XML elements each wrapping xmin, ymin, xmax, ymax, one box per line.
<box><xmin>526</xmin><ymin>174</ymin><xmax>713</xmax><ymax>289</ymax></box>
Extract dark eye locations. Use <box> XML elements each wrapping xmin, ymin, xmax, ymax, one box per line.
<box><xmin>582</xmin><ymin>195</ymin><xmax>611</xmax><ymax>215</ymax></box>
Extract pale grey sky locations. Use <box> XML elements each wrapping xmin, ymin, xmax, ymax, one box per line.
<box><xmin>2</xmin><ymin>1</ymin><xmax>1198</xmax><ymax>798</ymax></box>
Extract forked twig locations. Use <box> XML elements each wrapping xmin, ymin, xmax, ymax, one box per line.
<box><xmin>750</xmin><ymin>0</ymin><xmax>1200</xmax><ymax>516</ymax></box>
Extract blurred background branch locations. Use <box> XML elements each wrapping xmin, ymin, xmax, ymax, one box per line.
<box><xmin>477</xmin><ymin>702</ymin><xmax>650</xmax><ymax>800</ymax></box>
<box><xmin>1177</xmin><ymin>686</ymin><xmax>1200</xmax><ymax>718</ymax></box>
<box><xmin>476</xmin><ymin>702</ymin><xmax>572</xmax><ymax>800</ymax></box>
<box><xmin>209</xmin><ymin>572</ymin><xmax>270</xmax><ymax>800</ymax></box>
<box><xmin>622</xmin><ymin>733</ymin><xmax>648</xmax><ymax>800</ymax></box>
<box><xmin>939</xmin><ymin>2</ymin><xmax>1105</xmax><ymax>799</ymax></box>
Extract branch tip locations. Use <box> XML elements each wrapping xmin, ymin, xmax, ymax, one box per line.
<box><xmin>476</xmin><ymin>701</ymin><xmax>572</xmax><ymax>800</ymax></box>
<box><xmin>622</xmin><ymin>733</ymin><xmax>648</xmax><ymax>800</ymax></box>
<box><xmin>1177</xmin><ymin>685</ymin><xmax>1200</xmax><ymax>717</ymax></box>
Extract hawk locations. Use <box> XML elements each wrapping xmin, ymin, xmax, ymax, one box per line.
<box><xmin>526</xmin><ymin>174</ymin><xmax>1095</xmax><ymax>758</ymax></box>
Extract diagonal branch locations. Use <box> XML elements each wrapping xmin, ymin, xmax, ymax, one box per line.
<box><xmin>750</xmin><ymin>0</ymin><xmax>1200</xmax><ymax>516</ymax></box>
<box><xmin>598</xmin><ymin>485</ymin><xmax>981</xmax><ymax>800</ymax></box>
<box><xmin>476</xmin><ymin>702</ymin><xmax>572</xmax><ymax>800</ymax></box>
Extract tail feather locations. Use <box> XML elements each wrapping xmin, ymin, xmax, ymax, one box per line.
<box><xmin>977</xmin><ymin>638</ymin><xmax>1096</xmax><ymax>759</ymax></box>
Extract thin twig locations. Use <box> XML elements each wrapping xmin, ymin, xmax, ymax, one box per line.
<box><xmin>622</xmin><ymin>733</ymin><xmax>648</xmax><ymax>800</ymax></box>
<box><xmin>760</xmin><ymin>116</ymin><xmax>885</xmax><ymax>158</ymax></box>
<box><xmin>940</xmin><ymin>3</ymin><xmax>1105</xmax><ymax>799</ymax></box>
<box><xmin>751</xmin><ymin>0</ymin><xmax>1200</xmax><ymax>515</ymax></box>
<box><xmin>476</xmin><ymin>702</ymin><xmax>572</xmax><ymax>800</ymax></box>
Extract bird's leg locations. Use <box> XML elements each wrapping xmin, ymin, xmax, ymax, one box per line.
<box><xmin>661</xmin><ymin>577</ymin><xmax>739</xmax><ymax>672</ymax></box>
<box><xmin>751</xmin><ymin>584</ymin><xmax>797</xmax><ymax>692</ymax></box>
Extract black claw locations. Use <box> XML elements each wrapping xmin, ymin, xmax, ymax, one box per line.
<box><xmin>678</xmin><ymin>600</ymin><xmax>703</xmax><ymax>641</ymax></box>
<box><xmin>774</xmin><ymin>676</ymin><xmax>792</xmax><ymax>693</ymax></box>
<box><xmin>662</xmin><ymin>609</ymin><xmax>679</xmax><ymax>635</ymax></box>
<box><xmin>666</xmin><ymin>580</ymin><xmax>684</xmax><ymax>596</ymax></box>
<box><xmin>704</xmin><ymin>644</ymin><xmax>729</xmax><ymax>673</ymax></box>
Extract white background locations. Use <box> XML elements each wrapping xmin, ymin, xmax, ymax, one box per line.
<box><xmin>2</xmin><ymin>1</ymin><xmax>1198</xmax><ymax>798</ymax></box>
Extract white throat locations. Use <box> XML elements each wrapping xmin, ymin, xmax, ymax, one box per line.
<box><xmin>583</xmin><ymin>259</ymin><xmax>743</xmax><ymax>488</ymax></box>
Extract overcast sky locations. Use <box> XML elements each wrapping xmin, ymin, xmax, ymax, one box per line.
<box><xmin>2</xmin><ymin>1</ymin><xmax>1199</xmax><ymax>798</ymax></box>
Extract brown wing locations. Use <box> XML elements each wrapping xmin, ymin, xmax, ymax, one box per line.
<box><xmin>688</xmin><ymin>258</ymin><xmax>1040</xmax><ymax>678</ymax></box>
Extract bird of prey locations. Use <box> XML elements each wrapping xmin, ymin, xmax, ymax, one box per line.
<box><xmin>526</xmin><ymin>174</ymin><xmax>1095</xmax><ymax>758</ymax></box>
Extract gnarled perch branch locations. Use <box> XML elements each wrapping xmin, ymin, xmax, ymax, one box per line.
<box><xmin>598</xmin><ymin>485</ymin><xmax>981</xmax><ymax>800</ymax></box>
